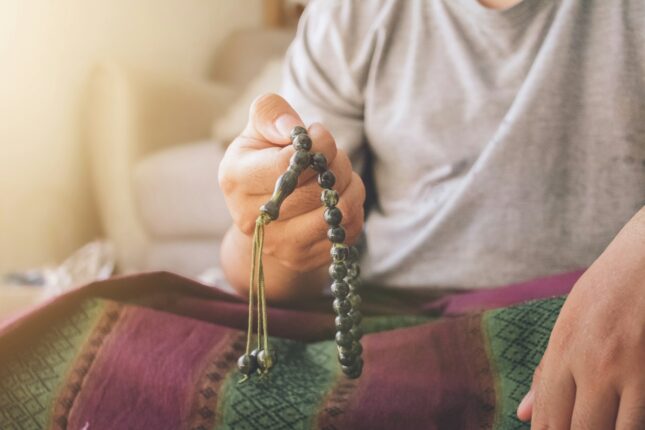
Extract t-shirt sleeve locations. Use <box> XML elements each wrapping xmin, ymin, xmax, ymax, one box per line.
<box><xmin>280</xmin><ymin>0</ymin><xmax>376</xmax><ymax>168</ymax></box>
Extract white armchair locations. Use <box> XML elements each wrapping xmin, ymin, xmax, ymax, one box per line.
<box><xmin>87</xmin><ymin>63</ymin><xmax>236</xmax><ymax>276</ymax></box>
<box><xmin>87</xmin><ymin>28</ymin><xmax>293</xmax><ymax>278</ymax></box>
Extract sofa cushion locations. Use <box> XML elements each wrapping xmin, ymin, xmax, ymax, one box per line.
<box><xmin>142</xmin><ymin>239</ymin><xmax>223</xmax><ymax>280</ymax></box>
<box><xmin>211</xmin><ymin>58</ymin><xmax>284</xmax><ymax>143</ymax></box>
<box><xmin>133</xmin><ymin>140</ymin><xmax>232</xmax><ymax>239</ymax></box>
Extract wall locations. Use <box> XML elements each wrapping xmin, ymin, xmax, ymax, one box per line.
<box><xmin>0</xmin><ymin>0</ymin><xmax>262</xmax><ymax>271</ymax></box>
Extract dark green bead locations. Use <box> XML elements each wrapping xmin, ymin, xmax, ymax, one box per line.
<box><xmin>289</xmin><ymin>150</ymin><xmax>311</xmax><ymax>171</ymax></box>
<box><xmin>237</xmin><ymin>353</ymin><xmax>257</xmax><ymax>375</ymax></box>
<box><xmin>327</xmin><ymin>226</ymin><xmax>346</xmax><ymax>243</ymax></box>
<box><xmin>346</xmin><ymin>262</ymin><xmax>360</xmax><ymax>279</ymax></box>
<box><xmin>293</xmin><ymin>133</ymin><xmax>312</xmax><ymax>151</ymax></box>
<box><xmin>349</xmin><ymin>309</ymin><xmax>363</xmax><ymax>324</ymax></box>
<box><xmin>318</xmin><ymin>170</ymin><xmax>336</xmax><ymax>189</ymax></box>
<box><xmin>331</xmin><ymin>244</ymin><xmax>349</xmax><ymax>262</ymax></box>
<box><xmin>349</xmin><ymin>245</ymin><xmax>360</xmax><ymax>262</ymax></box>
<box><xmin>347</xmin><ymin>292</ymin><xmax>362</xmax><ymax>309</ymax></box>
<box><xmin>342</xmin><ymin>357</ymin><xmax>363</xmax><ymax>379</ymax></box>
<box><xmin>310</xmin><ymin>152</ymin><xmax>328</xmax><ymax>173</ymax></box>
<box><xmin>321</xmin><ymin>189</ymin><xmax>339</xmax><ymax>207</ymax></box>
<box><xmin>333</xmin><ymin>298</ymin><xmax>351</xmax><ymax>315</ymax></box>
<box><xmin>338</xmin><ymin>351</ymin><xmax>357</xmax><ymax>366</ymax></box>
<box><xmin>351</xmin><ymin>341</ymin><xmax>363</xmax><ymax>356</ymax></box>
<box><xmin>290</xmin><ymin>126</ymin><xmax>307</xmax><ymax>141</ymax></box>
<box><xmin>329</xmin><ymin>262</ymin><xmax>347</xmax><ymax>280</ymax></box>
<box><xmin>350</xmin><ymin>325</ymin><xmax>363</xmax><ymax>341</ymax></box>
<box><xmin>331</xmin><ymin>281</ymin><xmax>349</xmax><ymax>298</ymax></box>
<box><xmin>257</xmin><ymin>349</ymin><xmax>277</xmax><ymax>371</ymax></box>
<box><xmin>260</xmin><ymin>200</ymin><xmax>280</xmax><ymax>220</ymax></box>
<box><xmin>324</xmin><ymin>207</ymin><xmax>342</xmax><ymax>226</ymax></box>
<box><xmin>335</xmin><ymin>314</ymin><xmax>353</xmax><ymax>332</ymax></box>
<box><xmin>348</xmin><ymin>278</ymin><xmax>362</xmax><ymax>292</ymax></box>
<box><xmin>335</xmin><ymin>330</ymin><xmax>353</xmax><ymax>347</ymax></box>
<box><xmin>338</xmin><ymin>340</ymin><xmax>362</xmax><ymax>356</ymax></box>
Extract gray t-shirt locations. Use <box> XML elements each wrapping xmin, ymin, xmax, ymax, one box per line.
<box><xmin>281</xmin><ymin>0</ymin><xmax>645</xmax><ymax>289</ymax></box>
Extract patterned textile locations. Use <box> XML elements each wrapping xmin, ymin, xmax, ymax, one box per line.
<box><xmin>0</xmin><ymin>271</ymin><xmax>581</xmax><ymax>430</ymax></box>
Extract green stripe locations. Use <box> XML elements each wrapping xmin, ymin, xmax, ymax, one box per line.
<box><xmin>361</xmin><ymin>314</ymin><xmax>434</xmax><ymax>334</ymax></box>
<box><xmin>215</xmin><ymin>337</ymin><xmax>339</xmax><ymax>430</ymax></box>
<box><xmin>483</xmin><ymin>296</ymin><xmax>566</xmax><ymax>430</ymax></box>
<box><xmin>0</xmin><ymin>298</ymin><xmax>107</xmax><ymax>429</ymax></box>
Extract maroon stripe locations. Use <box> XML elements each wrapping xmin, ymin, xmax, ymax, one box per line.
<box><xmin>317</xmin><ymin>314</ymin><xmax>496</xmax><ymax>430</ymax></box>
<box><xmin>64</xmin><ymin>304</ymin><xmax>235</xmax><ymax>430</ymax></box>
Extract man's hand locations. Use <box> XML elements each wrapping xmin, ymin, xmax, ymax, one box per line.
<box><xmin>218</xmin><ymin>93</ymin><xmax>365</xmax><ymax>301</ymax></box>
<box><xmin>517</xmin><ymin>207</ymin><xmax>645</xmax><ymax>428</ymax></box>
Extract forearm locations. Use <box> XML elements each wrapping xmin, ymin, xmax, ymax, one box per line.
<box><xmin>220</xmin><ymin>224</ymin><xmax>329</xmax><ymax>303</ymax></box>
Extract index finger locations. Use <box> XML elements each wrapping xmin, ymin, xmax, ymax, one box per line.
<box><xmin>228</xmin><ymin>122</ymin><xmax>340</xmax><ymax>195</ymax></box>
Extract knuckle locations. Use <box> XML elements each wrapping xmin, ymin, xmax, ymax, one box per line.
<box><xmin>235</xmin><ymin>214</ymin><xmax>256</xmax><ymax>236</ymax></box>
<box><xmin>278</xmin><ymin>245</ymin><xmax>316</xmax><ymax>273</ymax></box>
<box><xmin>325</xmin><ymin>139</ymin><xmax>339</xmax><ymax>164</ymax></box>
<box><xmin>310</xmin><ymin>122</ymin><xmax>338</xmax><ymax>160</ymax></box>
<box><xmin>345</xmin><ymin>225</ymin><xmax>363</xmax><ymax>245</ymax></box>
<box><xmin>217</xmin><ymin>168</ymin><xmax>236</xmax><ymax>196</ymax></box>
<box><xmin>217</xmin><ymin>142</ymin><xmax>243</xmax><ymax>196</ymax></box>
<box><xmin>353</xmin><ymin>172</ymin><xmax>367</xmax><ymax>203</ymax></box>
<box><xmin>334</xmin><ymin>148</ymin><xmax>351</xmax><ymax>173</ymax></box>
<box><xmin>281</xmin><ymin>257</ymin><xmax>308</xmax><ymax>273</ymax></box>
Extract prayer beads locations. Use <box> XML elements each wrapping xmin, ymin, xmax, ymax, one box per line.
<box><xmin>238</xmin><ymin>126</ymin><xmax>364</xmax><ymax>381</ymax></box>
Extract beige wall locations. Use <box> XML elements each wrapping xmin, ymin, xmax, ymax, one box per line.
<box><xmin>0</xmin><ymin>0</ymin><xmax>262</xmax><ymax>271</ymax></box>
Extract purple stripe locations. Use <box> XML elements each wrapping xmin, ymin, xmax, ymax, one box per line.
<box><xmin>66</xmin><ymin>305</ymin><xmax>234</xmax><ymax>430</ymax></box>
<box><xmin>324</xmin><ymin>315</ymin><xmax>495</xmax><ymax>429</ymax></box>
<box><xmin>424</xmin><ymin>270</ymin><xmax>584</xmax><ymax>316</ymax></box>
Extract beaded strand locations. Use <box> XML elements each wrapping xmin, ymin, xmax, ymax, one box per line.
<box><xmin>237</xmin><ymin>126</ymin><xmax>364</xmax><ymax>381</ymax></box>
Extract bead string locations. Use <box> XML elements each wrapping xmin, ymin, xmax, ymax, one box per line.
<box><xmin>237</xmin><ymin>126</ymin><xmax>364</xmax><ymax>381</ymax></box>
<box><xmin>239</xmin><ymin>213</ymin><xmax>272</xmax><ymax>383</ymax></box>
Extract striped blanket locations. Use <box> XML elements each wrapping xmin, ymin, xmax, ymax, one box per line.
<box><xmin>0</xmin><ymin>271</ymin><xmax>582</xmax><ymax>430</ymax></box>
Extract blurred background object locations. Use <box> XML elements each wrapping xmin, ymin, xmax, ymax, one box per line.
<box><xmin>0</xmin><ymin>0</ymin><xmax>304</xmax><ymax>314</ymax></box>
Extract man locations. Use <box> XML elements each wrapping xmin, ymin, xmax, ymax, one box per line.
<box><xmin>219</xmin><ymin>0</ymin><xmax>645</xmax><ymax>427</ymax></box>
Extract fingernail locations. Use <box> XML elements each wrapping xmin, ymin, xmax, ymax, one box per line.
<box><xmin>275</xmin><ymin>114</ymin><xmax>301</xmax><ymax>138</ymax></box>
<box><xmin>517</xmin><ymin>390</ymin><xmax>533</xmax><ymax>414</ymax></box>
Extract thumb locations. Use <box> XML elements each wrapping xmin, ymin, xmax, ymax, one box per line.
<box><xmin>517</xmin><ymin>359</ymin><xmax>542</xmax><ymax>421</ymax></box>
<box><xmin>243</xmin><ymin>93</ymin><xmax>304</xmax><ymax>145</ymax></box>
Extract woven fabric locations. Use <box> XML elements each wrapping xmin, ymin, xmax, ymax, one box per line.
<box><xmin>0</xmin><ymin>271</ymin><xmax>579</xmax><ymax>430</ymax></box>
